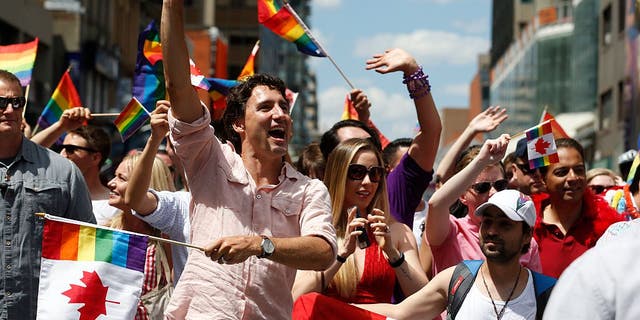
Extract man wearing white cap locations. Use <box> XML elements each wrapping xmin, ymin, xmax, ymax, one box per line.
<box><xmin>355</xmin><ymin>189</ymin><xmax>556</xmax><ymax>320</ymax></box>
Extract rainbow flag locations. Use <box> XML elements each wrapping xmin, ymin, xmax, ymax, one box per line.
<box><xmin>238</xmin><ymin>40</ymin><xmax>260</xmax><ymax>81</ymax></box>
<box><xmin>36</xmin><ymin>70</ymin><xmax>82</xmax><ymax>130</ymax></box>
<box><xmin>207</xmin><ymin>77</ymin><xmax>240</xmax><ymax>117</ymax></box>
<box><xmin>133</xmin><ymin>21</ymin><xmax>165</xmax><ymax>112</ymax></box>
<box><xmin>525</xmin><ymin>120</ymin><xmax>559</xmax><ymax>169</ymax></box>
<box><xmin>0</xmin><ymin>38</ymin><xmax>38</xmax><ymax>87</ymax></box>
<box><xmin>257</xmin><ymin>0</ymin><xmax>326</xmax><ymax>57</ymax></box>
<box><xmin>340</xmin><ymin>93</ymin><xmax>390</xmax><ymax>149</ymax></box>
<box><xmin>189</xmin><ymin>58</ymin><xmax>211</xmax><ymax>91</ymax></box>
<box><xmin>37</xmin><ymin>214</ymin><xmax>147</xmax><ymax>319</ymax></box>
<box><xmin>114</xmin><ymin>97</ymin><xmax>150</xmax><ymax>142</ymax></box>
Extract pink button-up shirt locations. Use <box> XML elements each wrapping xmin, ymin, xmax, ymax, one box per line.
<box><xmin>165</xmin><ymin>107</ymin><xmax>337</xmax><ymax>320</ymax></box>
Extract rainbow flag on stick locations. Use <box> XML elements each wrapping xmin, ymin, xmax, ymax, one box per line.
<box><xmin>37</xmin><ymin>70</ymin><xmax>82</xmax><ymax>130</ymax></box>
<box><xmin>114</xmin><ymin>97</ymin><xmax>150</xmax><ymax>142</ymax></box>
<box><xmin>37</xmin><ymin>214</ymin><xmax>147</xmax><ymax>320</ymax></box>
<box><xmin>340</xmin><ymin>94</ymin><xmax>390</xmax><ymax>149</ymax></box>
<box><xmin>0</xmin><ymin>38</ymin><xmax>38</xmax><ymax>87</ymax></box>
<box><xmin>258</xmin><ymin>0</ymin><xmax>326</xmax><ymax>57</ymax></box>
<box><xmin>133</xmin><ymin>20</ymin><xmax>165</xmax><ymax>112</ymax></box>
<box><xmin>525</xmin><ymin>120</ymin><xmax>559</xmax><ymax>169</ymax></box>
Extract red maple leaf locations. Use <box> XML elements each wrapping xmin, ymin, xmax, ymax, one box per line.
<box><xmin>62</xmin><ymin>270</ymin><xmax>116</xmax><ymax>320</ymax></box>
<box><xmin>534</xmin><ymin>137</ymin><xmax>551</xmax><ymax>155</ymax></box>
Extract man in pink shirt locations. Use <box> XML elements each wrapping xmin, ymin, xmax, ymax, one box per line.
<box><xmin>161</xmin><ymin>1</ymin><xmax>337</xmax><ymax>319</ymax></box>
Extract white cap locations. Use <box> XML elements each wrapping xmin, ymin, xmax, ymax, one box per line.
<box><xmin>475</xmin><ymin>189</ymin><xmax>536</xmax><ymax>227</ymax></box>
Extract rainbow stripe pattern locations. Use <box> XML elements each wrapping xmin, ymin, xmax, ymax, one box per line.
<box><xmin>37</xmin><ymin>70</ymin><xmax>82</xmax><ymax>129</ymax></box>
<box><xmin>258</xmin><ymin>0</ymin><xmax>326</xmax><ymax>57</ymax></box>
<box><xmin>41</xmin><ymin>218</ymin><xmax>147</xmax><ymax>273</ymax></box>
<box><xmin>114</xmin><ymin>97</ymin><xmax>150</xmax><ymax>142</ymax></box>
<box><xmin>134</xmin><ymin>20</ymin><xmax>165</xmax><ymax>112</ymax></box>
<box><xmin>0</xmin><ymin>38</ymin><xmax>38</xmax><ymax>86</ymax></box>
<box><xmin>525</xmin><ymin>121</ymin><xmax>559</xmax><ymax>169</ymax></box>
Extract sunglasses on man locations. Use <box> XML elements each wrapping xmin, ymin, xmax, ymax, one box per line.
<box><xmin>515</xmin><ymin>163</ymin><xmax>539</xmax><ymax>175</ymax></box>
<box><xmin>471</xmin><ymin>179</ymin><xmax>509</xmax><ymax>194</ymax></box>
<box><xmin>0</xmin><ymin>96</ymin><xmax>26</xmax><ymax>110</ymax></box>
<box><xmin>347</xmin><ymin>164</ymin><xmax>384</xmax><ymax>183</ymax></box>
<box><xmin>60</xmin><ymin>144</ymin><xmax>98</xmax><ymax>154</ymax></box>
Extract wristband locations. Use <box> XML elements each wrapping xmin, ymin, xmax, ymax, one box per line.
<box><xmin>336</xmin><ymin>254</ymin><xmax>347</xmax><ymax>263</ymax></box>
<box><xmin>388</xmin><ymin>252</ymin><xmax>405</xmax><ymax>268</ymax></box>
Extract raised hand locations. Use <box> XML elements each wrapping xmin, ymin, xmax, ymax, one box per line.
<box><xmin>339</xmin><ymin>206</ymin><xmax>368</xmax><ymax>258</ymax></box>
<box><xmin>478</xmin><ymin>134</ymin><xmax>511</xmax><ymax>165</ymax></box>
<box><xmin>365</xmin><ymin>48</ymin><xmax>419</xmax><ymax>76</ymax></box>
<box><xmin>59</xmin><ymin>107</ymin><xmax>92</xmax><ymax>131</ymax></box>
<box><xmin>350</xmin><ymin>89</ymin><xmax>371</xmax><ymax>124</ymax></box>
<box><xmin>150</xmin><ymin>100</ymin><xmax>170</xmax><ymax>139</ymax></box>
<box><xmin>468</xmin><ymin>106</ymin><xmax>508</xmax><ymax>133</ymax></box>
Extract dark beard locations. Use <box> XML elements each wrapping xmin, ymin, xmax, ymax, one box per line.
<box><xmin>480</xmin><ymin>236</ymin><xmax>520</xmax><ymax>263</ymax></box>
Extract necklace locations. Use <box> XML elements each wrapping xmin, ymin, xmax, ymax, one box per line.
<box><xmin>480</xmin><ymin>265</ymin><xmax>522</xmax><ymax>320</ymax></box>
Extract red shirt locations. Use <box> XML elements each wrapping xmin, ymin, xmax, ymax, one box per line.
<box><xmin>532</xmin><ymin>191</ymin><xmax>624</xmax><ymax>278</ymax></box>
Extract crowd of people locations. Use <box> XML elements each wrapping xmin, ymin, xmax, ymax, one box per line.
<box><xmin>2</xmin><ymin>1</ymin><xmax>640</xmax><ymax>319</ymax></box>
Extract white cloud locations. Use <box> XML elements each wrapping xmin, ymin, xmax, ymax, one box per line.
<box><xmin>318</xmin><ymin>85</ymin><xmax>418</xmax><ymax>140</ymax></box>
<box><xmin>452</xmin><ymin>18</ymin><xmax>489</xmax><ymax>34</ymax></box>
<box><xmin>354</xmin><ymin>30</ymin><xmax>489</xmax><ymax>66</ymax></box>
<box><xmin>441</xmin><ymin>83</ymin><xmax>469</xmax><ymax>99</ymax></box>
<box><xmin>314</xmin><ymin>0</ymin><xmax>342</xmax><ymax>9</ymax></box>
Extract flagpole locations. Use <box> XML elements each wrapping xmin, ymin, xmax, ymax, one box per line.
<box><xmin>36</xmin><ymin>213</ymin><xmax>206</xmax><ymax>251</ymax></box>
<box><xmin>282</xmin><ymin>1</ymin><xmax>355</xmax><ymax>89</ymax></box>
<box><xmin>511</xmin><ymin>119</ymin><xmax>552</xmax><ymax>139</ymax></box>
<box><xmin>92</xmin><ymin>113</ymin><xmax>121</xmax><ymax>117</ymax></box>
<box><xmin>22</xmin><ymin>84</ymin><xmax>30</xmax><ymax>118</ymax></box>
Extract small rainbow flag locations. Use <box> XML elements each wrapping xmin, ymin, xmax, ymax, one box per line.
<box><xmin>37</xmin><ymin>70</ymin><xmax>82</xmax><ymax>130</ymax></box>
<box><xmin>525</xmin><ymin>120</ymin><xmax>559</xmax><ymax>169</ymax></box>
<box><xmin>258</xmin><ymin>0</ymin><xmax>326</xmax><ymax>57</ymax></box>
<box><xmin>41</xmin><ymin>216</ymin><xmax>147</xmax><ymax>272</ymax></box>
<box><xmin>207</xmin><ymin>77</ymin><xmax>240</xmax><ymax>117</ymax></box>
<box><xmin>134</xmin><ymin>20</ymin><xmax>165</xmax><ymax>112</ymax></box>
<box><xmin>114</xmin><ymin>97</ymin><xmax>150</xmax><ymax>142</ymax></box>
<box><xmin>0</xmin><ymin>38</ymin><xmax>39</xmax><ymax>87</ymax></box>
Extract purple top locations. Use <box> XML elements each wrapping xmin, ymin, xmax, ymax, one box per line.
<box><xmin>387</xmin><ymin>153</ymin><xmax>433</xmax><ymax>228</ymax></box>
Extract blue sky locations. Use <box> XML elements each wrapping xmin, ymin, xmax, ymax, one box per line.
<box><xmin>307</xmin><ymin>0</ymin><xmax>491</xmax><ymax>140</ymax></box>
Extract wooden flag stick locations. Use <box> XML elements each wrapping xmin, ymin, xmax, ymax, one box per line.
<box><xmin>92</xmin><ymin>113</ymin><xmax>121</xmax><ymax>117</ymax></box>
<box><xmin>22</xmin><ymin>84</ymin><xmax>30</xmax><ymax>118</ymax></box>
<box><xmin>36</xmin><ymin>212</ymin><xmax>205</xmax><ymax>251</ymax></box>
<box><xmin>511</xmin><ymin>119</ymin><xmax>552</xmax><ymax>140</ymax></box>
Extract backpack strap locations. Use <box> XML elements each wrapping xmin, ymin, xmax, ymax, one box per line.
<box><xmin>446</xmin><ymin>260</ymin><xmax>483</xmax><ymax>320</ymax></box>
<box><xmin>531</xmin><ymin>271</ymin><xmax>557</xmax><ymax>320</ymax></box>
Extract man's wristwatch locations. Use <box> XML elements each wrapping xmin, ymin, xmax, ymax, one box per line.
<box><xmin>258</xmin><ymin>235</ymin><xmax>275</xmax><ymax>258</ymax></box>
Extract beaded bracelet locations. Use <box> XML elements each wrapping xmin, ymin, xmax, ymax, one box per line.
<box><xmin>388</xmin><ymin>252</ymin><xmax>405</xmax><ymax>268</ymax></box>
<box><xmin>402</xmin><ymin>65</ymin><xmax>431</xmax><ymax>99</ymax></box>
<box><xmin>336</xmin><ymin>254</ymin><xmax>347</xmax><ymax>263</ymax></box>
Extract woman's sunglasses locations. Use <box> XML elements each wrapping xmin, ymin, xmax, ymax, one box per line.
<box><xmin>588</xmin><ymin>185</ymin><xmax>614</xmax><ymax>195</ymax></box>
<box><xmin>60</xmin><ymin>144</ymin><xmax>98</xmax><ymax>154</ymax></box>
<box><xmin>471</xmin><ymin>179</ymin><xmax>509</xmax><ymax>194</ymax></box>
<box><xmin>347</xmin><ymin>164</ymin><xmax>384</xmax><ymax>183</ymax></box>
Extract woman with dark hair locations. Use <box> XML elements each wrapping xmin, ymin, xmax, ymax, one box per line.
<box><xmin>292</xmin><ymin>138</ymin><xmax>427</xmax><ymax>305</ymax></box>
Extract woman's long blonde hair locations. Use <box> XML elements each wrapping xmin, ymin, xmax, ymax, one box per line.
<box><xmin>323</xmin><ymin>138</ymin><xmax>390</xmax><ymax>298</ymax></box>
<box><xmin>109</xmin><ymin>152</ymin><xmax>176</xmax><ymax>230</ymax></box>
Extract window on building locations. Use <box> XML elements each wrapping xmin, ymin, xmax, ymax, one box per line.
<box><xmin>603</xmin><ymin>5</ymin><xmax>612</xmax><ymax>45</ymax></box>
<box><xmin>600</xmin><ymin>89</ymin><xmax>613</xmax><ymax>130</ymax></box>
<box><xmin>619</xmin><ymin>0</ymin><xmax>626</xmax><ymax>33</ymax></box>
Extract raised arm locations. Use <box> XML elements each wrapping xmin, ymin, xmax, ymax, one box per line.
<box><xmin>435</xmin><ymin>106</ymin><xmax>507</xmax><ymax>182</ymax></box>
<box><xmin>124</xmin><ymin>101</ymin><xmax>171</xmax><ymax>215</ymax></box>
<box><xmin>161</xmin><ymin>0</ymin><xmax>202</xmax><ymax>122</ymax></box>
<box><xmin>365</xmin><ymin>48</ymin><xmax>441</xmax><ymax>172</ymax></box>
<box><xmin>30</xmin><ymin>107</ymin><xmax>92</xmax><ymax>147</ymax></box>
<box><xmin>426</xmin><ymin>134</ymin><xmax>510</xmax><ymax>246</ymax></box>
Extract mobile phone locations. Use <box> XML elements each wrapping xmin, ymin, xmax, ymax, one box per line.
<box><xmin>355</xmin><ymin>207</ymin><xmax>370</xmax><ymax>249</ymax></box>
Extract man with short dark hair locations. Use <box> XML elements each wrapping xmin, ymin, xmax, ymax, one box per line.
<box><xmin>511</xmin><ymin>138</ymin><xmax>546</xmax><ymax>195</ymax></box>
<box><xmin>0</xmin><ymin>70</ymin><xmax>94</xmax><ymax>319</ymax></box>
<box><xmin>356</xmin><ymin>190</ymin><xmax>556</xmax><ymax>320</ymax></box>
<box><xmin>161</xmin><ymin>1</ymin><xmax>336</xmax><ymax>318</ymax></box>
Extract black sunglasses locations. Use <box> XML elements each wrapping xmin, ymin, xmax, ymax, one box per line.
<box><xmin>347</xmin><ymin>164</ymin><xmax>384</xmax><ymax>183</ymax></box>
<box><xmin>515</xmin><ymin>163</ymin><xmax>538</xmax><ymax>175</ymax></box>
<box><xmin>471</xmin><ymin>179</ymin><xmax>509</xmax><ymax>194</ymax></box>
<box><xmin>0</xmin><ymin>96</ymin><xmax>26</xmax><ymax>110</ymax></box>
<box><xmin>60</xmin><ymin>144</ymin><xmax>98</xmax><ymax>154</ymax></box>
<box><xmin>589</xmin><ymin>185</ymin><xmax>613</xmax><ymax>195</ymax></box>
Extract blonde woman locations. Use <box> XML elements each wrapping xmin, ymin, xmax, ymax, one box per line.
<box><xmin>108</xmin><ymin>153</ymin><xmax>174</xmax><ymax>320</ymax></box>
<box><xmin>292</xmin><ymin>138</ymin><xmax>427</xmax><ymax>305</ymax></box>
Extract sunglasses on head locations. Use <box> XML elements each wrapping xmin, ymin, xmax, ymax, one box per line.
<box><xmin>588</xmin><ymin>185</ymin><xmax>613</xmax><ymax>195</ymax></box>
<box><xmin>471</xmin><ymin>179</ymin><xmax>509</xmax><ymax>194</ymax></box>
<box><xmin>515</xmin><ymin>163</ymin><xmax>538</xmax><ymax>175</ymax></box>
<box><xmin>60</xmin><ymin>144</ymin><xmax>98</xmax><ymax>154</ymax></box>
<box><xmin>347</xmin><ymin>164</ymin><xmax>384</xmax><ymax>183</ymax></box>
<box><xmin>0</xmin><ymin>96</ymin><xmax>26</xmax><ymax>110</ymax></box>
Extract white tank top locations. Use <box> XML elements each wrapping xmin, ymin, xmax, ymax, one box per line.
<box><xmin>455</xmin><ymin>269</ymin><xmax>536</xmax><ymax>320</ymax></box>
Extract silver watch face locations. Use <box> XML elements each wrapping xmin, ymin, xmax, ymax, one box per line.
<box><xmin>262</xmin><ymin>237</ymin><xmax>275</xmax><ymax>255</ymax></box>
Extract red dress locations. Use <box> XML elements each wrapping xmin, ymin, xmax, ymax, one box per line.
<box><xmin>325</xmin><ymin>233</ymin><xmax>397</xmax><ymax>303</ymax></box>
